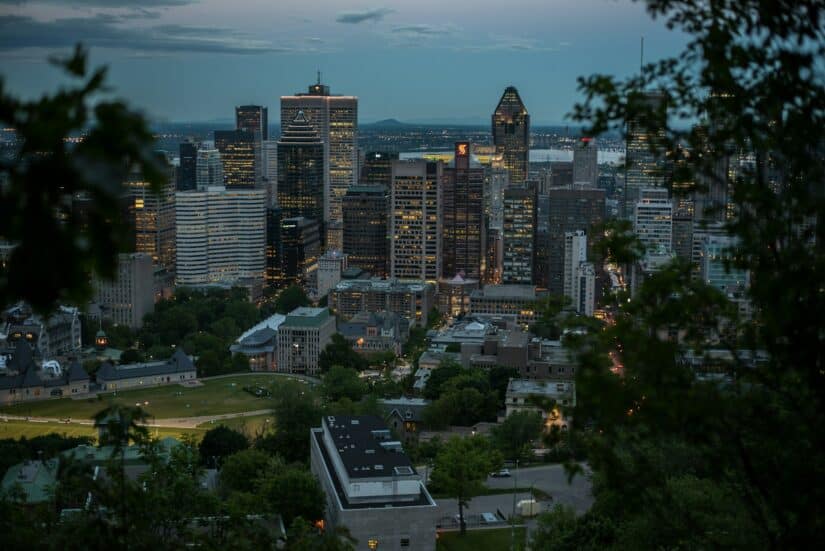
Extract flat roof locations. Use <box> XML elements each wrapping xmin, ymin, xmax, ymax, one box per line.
<box><xmin>324</xmin><ymin>415</ymin><xmax>416</xmax><ymax>480</ymax></box>
<box><xmin>471</xmin><ymin>284</ymin><xmax>537</xmax><ymax>299</ymax></box>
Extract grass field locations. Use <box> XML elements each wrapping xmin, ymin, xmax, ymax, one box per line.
<box><xmin>437</xmin><ymin>527</ymin><xmax>527</xmax><ymax>551</ymax></box>
<box><xmin>0</xmin><ymin>373</ymin><xmax>301</xmax><ymax>420</ymax></box>
<box><xmin>196</xmin><ymin>413</ymin><xmax>275</xmax><ymax>438</ymax></box>
<box><xmin>0</xmin><ymin>419</ymin><xmax>205</xmax><ymax>442</ymax></box>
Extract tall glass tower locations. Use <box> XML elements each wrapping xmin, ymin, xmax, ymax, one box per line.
<box><xmin>492</xmin><ymin>86</ymin><xmax>530</xmax><ymax>184</ymax></box>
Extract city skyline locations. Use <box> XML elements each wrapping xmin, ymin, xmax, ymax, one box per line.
<box><xmin>0</xmin><ymin>0</ymin><xmax>687</xmax><ymax>124</ymax></box>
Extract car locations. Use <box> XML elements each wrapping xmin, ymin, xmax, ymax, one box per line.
<box><xmin>490</xmin><ymin>469</ymin><xmax>511</xmax><ymax>478</ymax></box>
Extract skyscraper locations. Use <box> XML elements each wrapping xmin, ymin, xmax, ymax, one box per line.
<box><xmin>572</xmin><ymin>137</ymin><xmax>598</xmax><ymax>187</ymax></box>
<box><xmin>442</xmin><ymin>142</ymin><xmax>485</xmax><ymax>280</ymax></box>
<box><xmin>360</xmin><ymin>151</ymin><xmax>398</xmax><ymax>186</ymax></box>
<box><xmin>545</xmin><ymin>187</ymin><xmax>606</xmax><ymax>295</ymax></box>
<box><xmin>281</xmin><ymin>79</ymin><xmax>358</xmax><ymax>249</ymax></box>
<box><xmin>390</xmin><ymin>160</ymin><xmax>442</xmax><ymax>281</ymax></box>
<box><xmin>196</xmin><ymin>147</ymin><xmax>223</xmax><ymax>189</ymax></box>
<box><xmin>342</xmin><ymin>185</ymin><xmax>389</xmax><ymax>277</ymax></box>
<box><xmin>492</xmin><ymin>86</ymin><xmax>530</xmax><ymax>184</ymax></box>
<box><xmin>235</xmin><ymin>105</ymin><xmax>268</xmax><ymax>141</ymax></box>
<box><xmin>563</xmin><ymin>230</ymin><xmax>588</xmax><ymax>302</ymax></box>
<box><xmin>633</xmin><ymin>187</ymin><xmax>673</xmax><ymax>255</ymax></box>
<box><xmin>624</xmin><ymin>91</ymin><xmax>668</xmax><ymax>216</ymax></box>
<box><xmin>214</xmin><ymin>129</ymin><xmax>258</xmax><ymax>189</ymax></box>
<box><xmin>125</xmin><ymin>159</ymin><xmax>176</xmax><ymax>270</ymax></box>
<box><xmin>279</xmin><ymin>216</ymin><xmax>321</xmax><ymax>289</ymax></box>
<box><xmin>276</xmin><ymin>111</ymin><xmax>325</xmax><ymax>235</ymax></box>
<box><xmin>502</xmin><ymin>185</ymin><xmax>536</xmax><ymax>284</ymax></box>
<box><xmin>178</xmin><ymin>141</ymin><xmax>198</xmax><ymax>191</ymax></box>
<box><xmin>175</xmin><ymin>186</ymin><xmax>266</xmax><ymax>286</ymax></box>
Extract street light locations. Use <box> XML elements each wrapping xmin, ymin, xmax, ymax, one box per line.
<box><xmin>511</xmin><ymin>459</ymin><xmax>519</xmax><ymax>551</ymax></box>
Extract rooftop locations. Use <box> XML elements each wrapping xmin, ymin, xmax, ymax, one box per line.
<box><xmin>282</xmin><ymin>307</ymin><xmax>331</xmax><ymax>328</ymax></box>
<box><xmin>323</xmin><ymin>415</ymin><xmax>416</xmax><ymax>480</ymax></box>
<box><xmin>471</xmin><ymin>284</ymin><xmax>537</xmax><ymax>300</ymax></box>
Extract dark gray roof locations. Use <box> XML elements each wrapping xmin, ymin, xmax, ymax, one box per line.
<box><xmin>0</xmin><ymin>341</ymin><xmax>89</xmax><ymax>391</ymax></box>
<box><xmin>97</xmin><ymin>349</ymin><xmax>195</xmax><ymax>382</ymax></box>
<box><xmin>324</xmin><ymin>415</ymin><xmax>415</xmax><ymax>480</ymax></box>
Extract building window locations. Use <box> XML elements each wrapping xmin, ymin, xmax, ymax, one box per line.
<box><xmin>400</xmin><ymin>537</ymin><xmax>411</xmax><ymax>547</ymax></box>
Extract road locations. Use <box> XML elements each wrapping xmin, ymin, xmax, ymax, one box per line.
<box><xmin>485</xmin><ymin>464</ymin><xmax>594</xmax><ymax>514</ymax></box>
<box><xmin>1</xmin><ymin>408</ymin><xmax>274</xmax><ymax>429</ymax></box>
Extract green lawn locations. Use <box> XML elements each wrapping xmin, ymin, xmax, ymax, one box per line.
<box><xmin>196</xmin><ymin>413</ymin><xmax>275</xmax><ymax>438</ymax></box>
<box><xmin>437</xmin><ymin>527</ymin><xmax>527</xmax><ymax>551</ymax></box>
<box><xmin>0</xmin><ymin>374</ymin><xmax>293</xmax><ymax>420</ymax></box>
<box><xmin>0</xmin><ymin>419</ymin><xmax>204</xmax><ymax>442</ymax></box>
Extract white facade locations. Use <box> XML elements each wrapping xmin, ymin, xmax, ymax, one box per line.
<box><xmin>195</xmin><ymin>148</ymin><xmax>223</xmax><ymax>190</ymax></box>
<box><xmin>634</xmin><ymin>187</ymin><xmax>673</xmax><ymax>254</ymax></box>
<box><xmin>562</xmin><ymin>230</ymin><xmax>587</xmax><ymax>302</ymax></box>
<box><xmin>261</xmin><ymin>139</ymin><xmax>278</xmax><ymax>205</ymax></box>
<box><xmin>175</xmin><ymin>186</ymin><xmax>266</xmax><ymax>287</ymax></box>
<box><xmin>276</xmin><ymin>307</ymin><xmax>336</xmax><ymax>376</ymax></box>
<box><xmin>316</xmin><ymin>250</ymin><xmax>347</xmax><ymax>298</ymax></box>
<box><xmin>390</xmin><ymin>160</ymin><xmax>442</xmax><ymax>281</ymax></box>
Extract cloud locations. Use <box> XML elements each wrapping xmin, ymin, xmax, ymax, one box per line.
<box><xmin>0</xmin><ymin>15</ymin><xmax>291</xmax><ymax>55</ymax></box>
<box><xmin>455</xmin><ymin>35</ymin><xmax>558</xmax><ymax>53</ymax></box>
<box><xmin>335</xmin><ymin>7</ymin><xmax>393</xmax><ymax>24</ymax></box>
<box><xmin>0</xmin><ymin>0</ymin><xmax>196</xmax><ymax>5</ymax></box>
<box><xmin>391</xmin><ymin>24</ymin><xmax>458</xmax><ymax>36</ymax></box>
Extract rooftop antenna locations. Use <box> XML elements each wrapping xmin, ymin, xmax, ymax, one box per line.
<box><xmin>317</xmin><ymin>70</ymin><xmax>321</xmax><ymax>85</ymax></box>
<box><xmin>640</xmin><ymin>36</ymin><xmax>645</xmax><ymax>75</ymax></box>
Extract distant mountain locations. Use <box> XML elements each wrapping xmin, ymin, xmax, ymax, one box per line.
<box><xmin>363</xmin><ymin>118</ymin><xmax>410</xmax><ymax>127</ymax></box>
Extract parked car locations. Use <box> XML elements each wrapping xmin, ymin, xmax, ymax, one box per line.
<box><xmin>490</xmin><ymin>468</ymin><xmax>511</xmax><ymax>478</ymax></box>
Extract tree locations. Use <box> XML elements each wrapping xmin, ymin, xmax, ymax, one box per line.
<box><xmin>491</xmin><ymin>411</ymin><xmax>543</xmax><ymax>463</ymax></box>
<box><xmin>421</xmin><ymin>360</ymin><xmax>463</xmax><ymax>400</ymax></box>
<box><xmin>530</xmin><ymin>294</ymin><xmax>569</xmax><ymax>340</ymax></box>
<box><xmin>256</xmin><ymin>381</ymin><xmax>323</xmax><ymax>463</ymax></box>
<box><xmin>321</xmin><ymin>366</ymin><xmax>367</xmax><ymax>403</ymax></box>
<box><xmin>199</xmin><ymin>426</ymin><xmax>249</xmax><ymax>467</ymax></box>
<box><xmin>563</xmin><ymin>1</ymin><xmax>825</xmax><ymax>548</ymax></box>
<box><xmin>0</xmin><ymin>45</ymin><xmax>165</xmax><ymax>313</ymax></box>
<box><xmin>429</xmin><ymin>436</ymin><xmax>501</xmax><ymax>535</ymax></box>
<box><xmin>259</xmin><ymin>467</ymin><xmax>326</xmax><ymax>528</ymax></box>
<box><xmin>423</xmin><ymin>387</ymin><xmax>497</xmax><ymax>429</ymax></box>
<box><xmin>488</xmin><ymin>365</ymin><xmax>519</xmax><ymax>401</ymax></box>
<box><xmin>286</xmin><ymin>517</ymin><xmax>356</xmax><ymax>551</ymax></box>
<box><xmin>119</xmin><ymin>348</ymin><xmax>145</xmax><ymax>364</ymax></box>
<box><xmin>219</xmin><ymin>448</ymin><xmax>275</xmax><ymax>495</ymax></box>
<box><xmin>317</xmin><ymin>333</ymin><xmax>368</xmax><ymax>373</ymax></box>
<box><xmin>274</xmin><ymin>285</ymin><xmax>310</xmax><ymax>314</ymax></box>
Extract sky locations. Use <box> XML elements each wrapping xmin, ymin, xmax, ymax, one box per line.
<box><xmin>0</xmin><ymin>0</ymin><xmax>688</xmax><ymax>124</ymax></box>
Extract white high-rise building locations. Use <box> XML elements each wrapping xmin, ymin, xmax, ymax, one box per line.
<box><xmin>573</xmin><ymin>137</ymin><xmax>598</xmax><ymax>187</ymax></box>
<box><xmin>175</xmin><ymin>186</ymin><xmax>266</xmax><ymax>287</ymax></box>
<box><xmin>261</xmin><ymin>139</ymin><xmax>278</xmax><ymax>205</ymax></box>
<box><xmin>280</xmin><ymin>80</ymin><xmax>358</xmax><ymax>250</ymax></box>
<box><xmin>574</xmin><ymin>262</ymin><xmax>596</xmax><ymax>316</ymax></box>
<box><xmin>634</xmin><ymin>187</ymin><xmax>673</xmax><ymax>255</ymax></box>
<box><xmin>390</xmin><ymin>160</ymin><xmax>442</xmax><ymax>281</ymax></box>
<box><xmin>315</xmin><ymin>250</ymin><xmax>347</xmax><ymax>298</ymax></box>
<box><xmin>196</xmin><ymin>147</ymin><xmax>223</xmax><ymax>190</ymax></box>
<box><xmin>563</xmin><ymin>230</ymin><xmax>588</xmax><ymax>301</ymax></box>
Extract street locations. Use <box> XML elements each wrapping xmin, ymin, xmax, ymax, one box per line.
<box><xmin>485</xmin><ymin>463</ymin><xmax>594</xmax><ymax>514</ymax></box>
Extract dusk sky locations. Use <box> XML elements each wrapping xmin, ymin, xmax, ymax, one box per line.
<box><xmin>0</xmin><ymin>0</ymin><xmax>687</xmax><ymax>124</ymax></box>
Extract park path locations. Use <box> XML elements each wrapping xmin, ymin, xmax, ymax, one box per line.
<box><xmin>1</xmin><ymin>408</ymin><xmax>275</xmax><ymax>430</ymax></box>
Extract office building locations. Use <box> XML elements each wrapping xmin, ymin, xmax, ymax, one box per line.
<box><xmin>441</xmin><ymin>142</ymin><xmax>485</xmax><ymax>280</ymax></box>
<box><xmin>92</xmin><ymin>252</ymin><xmax>154</xmax><ymax>329</ymax></box>
<box><xmin>702</xmin><ymin>235</ymin><xmax>749</xmax><ymax>296</ymax></box>
<box><xmin>572</xmin><ymin>137</ymin><xmax>598</xmax><ymax>187</ymax></box>
<box><xmin>316</xmin><ymin>250</ymin><xmax>347</xmax><ymax>298</ymax></box>
<box><xmin>196</xmin><ymin>147</ymin><xmax>223</xmax><ymax>189</ymax></box>
<box><xmin>625</xmin><ymin>91</ymin><xmax>668</xmax><ymax>216</ymax></box>
<box><xmin>235</xmin><ymin>105</ymin><xmax>268</xmax><ymax>141</ymax></box>
<box><xmin>502</xmin><ymin>186</ymin><xmax>535</xmax><ymax>284</ymax></box>
<box><xmin>276</xmin><ymin>307</ymin><xmax>335</xmax><ymax>375</ymax></box>
<box><xmin>329</xmin><ymin>279</ymin><xmax>436</xmax><ymax>327</ymax></box>
<box><xmin>214</xmin><ymin>129</ymin><xmax>259</xmax><ymax>189</ymax></box>
<box><xmin>545</xmin><ymin>187</ymin><xmax>606</xmax><ymax>296</ymax></box>
<box><xmin>563</xmin><ymin>231</ymin><xmax>588</xmax><ymax>302</ymax></box>
<box><xmin>126</xmin><ymin>163</ymin><xmax>176</xmax><ymax>270</ymax></box>
<box><xmin>390</xmin><ymin>160</ymin><xmax>442</xmax><ymax>281</ymax></box>
<box><xmin>437</xmin><ymin>274</ymin><xmax>479</xmax><ymax>317</ymax></box>
<box><xmin>469</xmin><ymin>284</ymin><xmax>542</xmax><ymax>326</ymax></box>
<box><xmin>265</xmin><ymin>206</ymin><xmax>282</xmax><ymax>289</ymax></box>
<box><xmin>279</xmin><ymin>217</ymin><xmax>321</xmax><ymax>290</ymax></box>
<box><xmin>175</xmin><ymin>187</ymin><xmax>267</xmax><ymax>287</ymax></box>
<box><xmin>342</xmin><ymin>185</ymin><xmax>389</xmax><ymax>278</ymax></box>
<box><xmin>533</xmin><ymin>192</ymin><xmax>550</xmax><ymax>289</ymax></box>
<box><xmin>281</xmin><ymin>79</ymin><xmax>358</xmax><ymax>249</ymax></box>
<box><xmin>492</xmin><ymin>86</ymin><xmax>530</xmax><ymax>183</ymax></box>
<box><xmin>177</xmin><ymin>141</ymin><xmax>198</xmax><ymax>191</ymax></box>
<box><xmin>277</xmin><ymin>111</ymin><xmax>325</xmax><ymax>236</ymax></box>
<box><xmin>634</xmin><ymin>187</ymin><xmax>673</xmax><ymax>255</ymax></box>
<box><xmin>484</xmin><ymin>167</ymin><xmax>508</xmax><ymax>232</ymax></box>
<box><xmin>261</xmin><ymin>139</ymin><xmax>278</xmax><ymax>202</ymax></box>
<box><xmin>360</xmin><ymin>151</ymin><xmax>398</xmax><ymax>186</ymax></box>
<box><xmin>310</xmin><ymin>415</ymin><xmax>438</xmax><ymax>551</ymax></box>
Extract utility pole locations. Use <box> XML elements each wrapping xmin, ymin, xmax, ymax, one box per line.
<box><xmin>511</xmin><ymin>459</ymin><xmax>519</xmax><ymax>550</ymax></box>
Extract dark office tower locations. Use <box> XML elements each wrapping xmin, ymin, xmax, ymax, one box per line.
<box><xmin>502</xmin><ymin>185</ymin><xmax>536</xmax><ymax>284</ymax></box>
<box><xmin>442</xmin><ymin>142</ymin><xmax>486</xmax><ymax>280</ymax></box>
<box><xmin>533</xmin><ymin>193</ymin><xmax>551</xmax><ymax>288</ymax></box>
<box><xmin>277</xmin><ymin>111</ymin><xmax>325</xmax><ymax>242</ymax></box>
<box><xmin>279</xmin><ymin>216</ymin><xmax>321</xmax><ymax>289</ymax></box>
<box><xmin>546</xmin><ymin>187</ymin><xmax>606</xmax><ymax>295</ymax></box>
<box><xmin>492</xmin><ymin>86</ymin><xmax>530</xmax><ymax>184</ymax></box>
<box><xmin>214</xmin><ymin>129</ymin><xmax>258</xmax><ymax>189</ymax></box>
<box><xmin>485</xmin><ymin>226</ymin><xmax>503</xmax><ymax>284</ymax></box>
<box><xmin>624</xmin><ymin>90</ymin><xmax>668</xmax><ymax>217</ymax></box>
<box><xmin>573</xmin><ymin>137</ymin><xmax>598</xmax><ymax>187</ymax></box>
<box><xmin>342</xmin><ymin>185</ymin><xmax>389</xmax><ymax>277</ymax></box>
<box><xmin>360</xmin><ymin>151</ymin><xmax>399</xmax><ymax>186</ymax></box>
<box><xmin>236</xmin><ymin>105</ymin><xmax>268</xmax><ymax>141</ymax></box>
<box><xmin>265</xmin><ymin>205</ymin><xmax>282</xmax><ymax>289</ymax></box>
<box><xmin>178</xmin><ymin>141</ymin><xmax>198</xmax><ymax>191</ymax></box>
